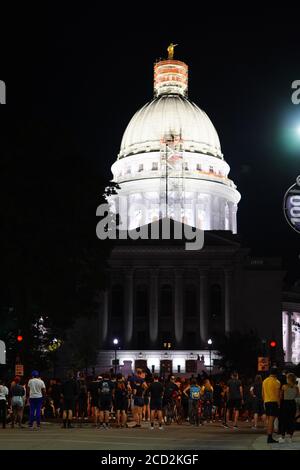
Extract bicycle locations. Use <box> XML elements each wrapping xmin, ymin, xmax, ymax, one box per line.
<box><xmin>163</xmin><ymin>399</ymin><xmax>176</xmax><ymax>425</ymax></box>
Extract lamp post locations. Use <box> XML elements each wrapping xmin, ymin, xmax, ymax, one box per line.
<box><xmin>207</xmin><ymin>338</ymin><xmax>212</xmax><ymax>375</ymax></box>
<box><xmin>113</xmin><ymin>338</ymin><xmax>119</xmax><ymax>375</ymax></box>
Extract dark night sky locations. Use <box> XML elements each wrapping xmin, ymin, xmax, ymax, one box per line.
<box><xmin>1</xmin><ymin>7</ymin><xmax>300</xmax><ymax>283</ymax></box>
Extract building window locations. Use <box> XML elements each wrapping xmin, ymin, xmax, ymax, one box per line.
<box><xmin>111</xmin><ymin>285</ymin><xmax>124</xmax><ymax>318</ymax></box>
<box><xmin>196</xmin><ymin>164</ymin><xmax>201</xmax><ymax>171</ymax></box>
<box><xmin>185</xmin><ymin>285</ymin><xmax>197</xmax><ymax>318</ymax></box>
<box><xmin>135</xmin><ymin>285</ymin><xmax>148</xmax><ymax>318</ymax></box>
<box><xmin>184</xmin><ymin>162</ymin><xmax>189</xmax><ymax>170</ymax></box>
<box><xmin>209</xmin><ymin>165</ymin><xmax>214</xmax><ymax>173</ymax></box>
<box><xmin>160</xmin><ymin>284</ymin><xmax>173</xmax><ymax>318</ymax></box>
<box><xmin>138</xmin><ymin>164</ymin><xmax>143</xmax><ymax>172</ymax></box>
<box><xmin>126</xmin><ymin>167</ymin><xmax>131</xmax><ymax>174</ymax></box>
<box><xmin>152</xmin><ymin>162</ymin><xmax>158</xmax><ymax>171</ymax></box>
<box><xmin>210</xmin><ymin>284</ymin><xmax>222</xmax><ymax>319</ymax></box>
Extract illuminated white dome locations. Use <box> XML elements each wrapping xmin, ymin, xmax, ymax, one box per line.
<box><xmin>108</xmin><ymin>54</ymin><xmax>240</xmax><ymax>233</ymax></box>
<box><xmin>118</xmin><ymin>94</ymin><xmax>222</xmax><ymax>160</ymax></box>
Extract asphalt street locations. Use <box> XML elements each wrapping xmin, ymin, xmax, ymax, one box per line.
<box><xmin>0</xmin><ymin>421</ymin><xmax>299</xmax><ymax>450</ymax></box>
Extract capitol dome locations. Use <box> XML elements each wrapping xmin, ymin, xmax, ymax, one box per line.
<box><xmin>118</xmin><ymin>95</ymin><xmax>222</xmax><ymax>160</ymax></box>
<box><xmin>108</xmin><ymin>49</ymin><xmax>240</xmax><ymax>233</ymax></box>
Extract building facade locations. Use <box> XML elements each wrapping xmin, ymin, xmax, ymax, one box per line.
<box><xmin>97</xmin><ymin>226</ymin><xmax>284</xmax><ymax>373</ymax></box>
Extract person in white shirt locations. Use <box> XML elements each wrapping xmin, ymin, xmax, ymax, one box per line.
<box><xmin>27</xmin><ymin>371</ymin><xmax>46</xmax><ymax>428</ymax></box>
<box><xmin>0</xmin><ymin>380</ymin><xmax>9</xmax><ymax>428</ymax></box>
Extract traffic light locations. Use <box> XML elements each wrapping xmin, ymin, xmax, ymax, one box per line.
<box><xmin>269</xmin><ymin>339</ymin><xmax>277</xmax><ymax>365</ymax></box>
<box><xmin>17</xmin><ymin>335</ymin><xmax>23</xmax><ymax>342</ymax></box>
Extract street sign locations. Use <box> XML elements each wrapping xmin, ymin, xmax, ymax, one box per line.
<box><xmin>0</xmin><ymin>340</ymin><xmax>6</xmax><ymax>364</ymax></box>
<box><xmin>15</xmin><ymin>364</ymin><xmax>24</xmax><ymax>376</ymax></box>
<box><xmin>258</xmin><ymin>357</ymin><xmax>269</xmax><ymax>371</ymax></box>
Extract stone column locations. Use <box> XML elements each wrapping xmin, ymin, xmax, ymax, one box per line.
<box><xmin>124</xmin><ymin>270</ymin><xmax>134</xmax><ymax>346</ymax></box>
<box><xmin>149</xmin><ymin>269</ymin><xmax>159</xmax><ymax>347</ymax></box>
<box><xmin>225</xmin><ymin>270</ymin><xmax>232</xmax><ymax>334</ymax></box>
<box><xmin>99</xmin><ymin>290</ymin><xmax>108</xmax><ymax>347</ymax></box>
<box><xmin>199</xmin><ymin>271</ymin><xmax>208</xmax><ymax>345</ymax></box>
<box><xmin>174</xmin><ymin>269</ymin><xmax>184</xmax><ymax>346</ymax></box>
<box><xmin>231</xmin><ymin>203</ymin><xmax>237</xmax><ymax>234</ymax></box>
<box><xmin>286</xmin><ymin>311</ymin><xmax>293</xmax><ymax>362</ymax></box>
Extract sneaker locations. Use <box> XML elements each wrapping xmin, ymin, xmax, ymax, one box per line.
<box><xmin>150</xmin><ymin>426</ymin><xmax>154</xmax><ymax>430</ymax></box>
<box><xmin>233</xmin><ymin>426</ymin><xmax>238</xmax><ymax>430</ymax></box>
<box><xmin>267</xmin><ymin>437</ymin><xmax>278</xmax><ymax>444</ymax></box>
<box><xmin>278</xmin><ymin>437</ymin><xmax>285</xmax><ymax>443</ymax></box>
<box><xmin>251</xmin><ymin>426</ymin><xmax>257</xmax><ymax>430</ymax></box>
<box><xmin>159</xmin><ymin>426</ymin><xmax>164</xmax><ymax>430</ymax></box>
<box><xmin>222</xmin><ymin>423</ymin><xmax>229</xmax><ymax>428</ymax></box>
<box><xmin>286</xmin><ymin>436</ymin><xmax>292</xmax><ymax>443</ymax></box>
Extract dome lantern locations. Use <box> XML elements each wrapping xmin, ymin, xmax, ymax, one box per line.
<box><xmin>154</xmin><ymin>59</ymin><xmax>188</xmax><ymax>97</ymax></box>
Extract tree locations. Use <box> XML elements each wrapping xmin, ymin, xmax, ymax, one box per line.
<box><xmin>215</xmin><ymin>330</ymin><xmax>262</xmax><ymax>377</ymax></box>
<box><xmin>60</xmin><ymin>317</ymin><xmax>99</xmax><ymax>373</ymax></box>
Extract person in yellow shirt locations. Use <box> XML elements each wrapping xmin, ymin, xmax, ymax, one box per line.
<box><xmin>262</xmin><ymin>367</ymin><xmax>281</xmax><ymax>444</ymax></box>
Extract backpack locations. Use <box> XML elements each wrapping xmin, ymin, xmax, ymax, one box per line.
<box><xmin>116</xmin><ymin>381</ymin><xmax>127</xmax><ymax>398</ymax></box>
<box><xmin>202</xmin><ymin>388</ymin><xmax>213</xmax><ymax>402</ymax></box>
<box><xmin>100</xmin><ymin>381</ymin><xmax>111</xmax><ymax>396</ymax></box>
<box><xmin>190</xmin><ymin>385</ymin><xmax>200</xmax><ymax>400</ymax></box>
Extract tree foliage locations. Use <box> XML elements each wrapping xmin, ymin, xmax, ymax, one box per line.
<box><xmin>215</xmin><ymin>330</ymin><xmax>262</xmax><ymax>377</ymax></box>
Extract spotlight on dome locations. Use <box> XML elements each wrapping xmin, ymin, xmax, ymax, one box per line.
<box><xmin>296</xmin><ymin>126</ymin><xmax>300</xmax><ymax>136</ymax></box>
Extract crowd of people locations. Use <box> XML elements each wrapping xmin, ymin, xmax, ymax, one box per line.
<box><xmin>0</xmin><ymin>366</ymin><xmax>299</xmax><ymax>444</ymax></box>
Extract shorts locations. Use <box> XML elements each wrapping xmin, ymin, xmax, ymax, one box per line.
<box><xmin>150</xmin><ymin>399</ymin><xmax>162</xmax><ymax>411</ymax></box>
<box><xmin>11</xmin><ymin>396</ymin><xmax>24</xmax><ymax>409</ymax></box>
<box><xmin>63</xmin><ymin>398</ymin><xmax>75</xmax><ymax>411</ymax></box>
<box><xmin>253</xmin><ymin>398</ymin><xmax>265</xmax><ymax>415</ymax></box>
<box><xmin>134</xmin><ymin>397</ymin><xmax>144</xmax><ymax>408</ymax></box>
<box><xmin>90</xmin><ymin>399</ymin><xmax>99</xmax><ymax>408</ymax></box>
<box><xmin>227</xmin><ymin>399</ymin><xmax>242</xmax><ymax>411</ymax></box>
<box><xmin>99</xmin><ymin>399</ymin><xmax>112</xmax><ymax>411</ymax></box>
<box><xmin>144</xmin><ymin>397</ymin><xmax>149</xmax><ymax>406</ymax></box>
<box><xmin>115</xmin><ymin>399</ymin><xmax>128</xmax><ymax>411</ymax></box>
<box><xmin>265</xmin><ymin>402</ymin><xmax>279</xmax><ymax>417</ymax></box>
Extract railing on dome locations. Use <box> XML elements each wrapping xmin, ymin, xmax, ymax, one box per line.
<box><xmin>116</xmin><ymin>169</ymin><xmax>236</xmax><ymax>188</ymax></box>
<box><xmin>159</xmin><ymin>133</ymin><xmax>185</xmax><ymax>220</ymax></box>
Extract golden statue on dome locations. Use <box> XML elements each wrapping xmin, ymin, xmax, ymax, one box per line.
<box><xmin>167</xmin><ymin>43</ymin><xmax>178</xmax><ymax>60</ymax></box>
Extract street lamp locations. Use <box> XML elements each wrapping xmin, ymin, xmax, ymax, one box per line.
<box><xmin>113</xmin><ymin>338</ymin><xmax>119</xmax><ymax>375</ymax></box>
<box><xmin>207</xmin><ymin>338</ymin><xmax>213</xmax><ymax>375</ymax></box>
